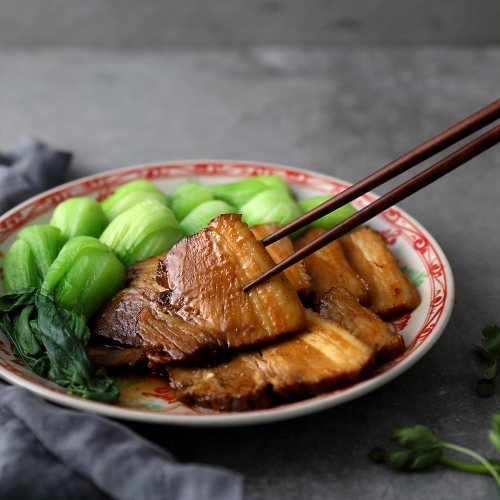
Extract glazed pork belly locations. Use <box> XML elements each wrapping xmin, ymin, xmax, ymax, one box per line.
<box><xmin>89</xmin><ymin>257</ymin><xmax>224</xmax><ymax>365</ymax></box>
<box><xmin>167</xmin><ymin>309</ymin><xmax>375</xmax><ymax>411</ymax></box>
<box><xmin>91</xmin><ymin>346</ymin><xmax>147</xmax><ymax>370</ymax></box>
<box><xmin>90</xmin><ymin>214</ymin><xmax>307</xmax><ymax>365</ymax></box>
<box><xmin>250</xmin><ymin>222</ymin><xmax>311</xmax><ymax>300</ymax></box>
<box><xmin>293</xmin><ymin>227</ymin><xmax>368</xmax><ymax>305</ymax></box>
<box><xmin>90</xmin><ymin>215</ymin><xmax>420</xmax><ymax>411</ymax></box>
<box><xmin>156</xmin><ymin>214</ymin><xmax>306</xmax><ymax>346</ymax></box>
<box><xmin>89</xmin><ymin>254</ymin><xmax>166</xmax><ymax>348</ymax></box>
<box><xmin>339</xmin><ymin>226</ymin><xmax>421</xmax><ymax>319</ymax></box>
<box><xmin>319</xmin><ymin>286</ymin><xmax>405</xmax><ymax>367</ymax></box>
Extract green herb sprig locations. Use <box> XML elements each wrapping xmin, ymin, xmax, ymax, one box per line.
<box><xmin>474</xmin><ymin>324</ymin><xmax>500</xmax><ymax>397</ymax></box>
<box><xmin>369</xmin><ymin>414</ymin><xmax>500</xmax><ymax>491</ymax></box>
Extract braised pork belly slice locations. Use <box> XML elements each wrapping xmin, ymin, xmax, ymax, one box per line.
<box><xmin>340</xmin><ymin>226</ymin><xmax>421</xmax><ymax>319</ymax></box>
<box><xmin>293</xmin><ymin>227</ymin><xmax>368</xmax><ymax>305</ymax></box>
<box><xmin>167</xmin><ymin>309</ymin><xmax>375</xmax><ymax>412</ymax></box>
<box><xmin>126</xmin><ymin>252</ymin><xmax>167</xmax><ymax>282</ymax></box>
<box><xmin>250</xmin><ymin>222</ymin><xmax>311</xmax><ymax>300</ymax></box>
<box><xmin>157</xmin><ymin>214</ymin><xmax>307</xmax><ymax>350</ymax></box>
<box><xmin>91</xmin><ymin>214</ymin><xmax>306</xmax><ymax>365</ymax></box>
<box><xmin>90</xmin><ymin>252</ymin><xmax>226</xmax><ymax>364</ymax></box>
<box><xmin>89</xmin><ymin>254</ymin><xmax>170</xmax><ymax>348</ymax></box>
<box><xmin>135</xmin><ymin>302</ymin><xmax>222</xmax><ymax>365</ymax></box>
<box><xmin>91</xmin><ymin>346</ymin><xmax>147</xmax><ymax>370</ymax></box>
<box><xmin>319</xmin><ymin>287</ymin><xmax>405</xmax><ymax>367</ymax></box>
<box><xmin>90</xmin><ymin>287</ymin><xmax>152</xmax><ymax>348</ymax></box>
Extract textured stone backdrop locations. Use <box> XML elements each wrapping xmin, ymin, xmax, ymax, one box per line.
<box><xmin>1</xmin><ymin>0</ymin><xmax>500</xmax><ymax>47</ymax></box>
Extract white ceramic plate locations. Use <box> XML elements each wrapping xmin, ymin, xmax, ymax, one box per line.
<box><xmin>0</xmin><ymin>160</ymin><xmax>454</xmax><ymax>427</ymax></box>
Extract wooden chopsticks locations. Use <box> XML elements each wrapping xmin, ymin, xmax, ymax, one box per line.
<box><xmin>243</xmin><ymin>98</ymin><xmax>500</xmax><ymax>292</ymax></box>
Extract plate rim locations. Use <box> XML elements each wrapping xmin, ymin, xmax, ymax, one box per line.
<box><xmin>0</xmin><ymin>159</ymin><xmax>455</xmax><ymax>427</ymax></box>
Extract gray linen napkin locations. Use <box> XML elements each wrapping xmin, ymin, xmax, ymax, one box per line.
<box><xmin>0</xmin><ymin>382</ymin><xmax>243</xmax><ymax>500</ymax></box>
<box><xmin>0</xmin><ymin>139</ymin><xmax>244</xmax><ymax>500</ymax></box>
<box><xmin>0</xmin><ymin>136</ymin><xmax>72</xmax><ymax>214</ymax></box>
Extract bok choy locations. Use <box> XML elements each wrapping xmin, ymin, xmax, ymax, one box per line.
<box><xmin>99</xmin><ymin>199</ymin><xmax>182</xmax><ymax>267</ymax></box>
<box><xmin>0</xmin><ymin>233</ymin><xmax>125</xmax><ymax>403</ymax></box>
<box><xmin>100</xmin><ymin>179</ymin><xmax>169</xmax><ymax>222</ymax></box>
<box><xmin>50</xmin><ymin>197</ymin><xmax>108</xmax><ymax>240</ymax></box>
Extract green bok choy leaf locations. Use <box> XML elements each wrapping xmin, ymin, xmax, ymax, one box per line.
<box><xmin>41</xmin><ymin>236</ymin><xmax>126</xmax><ymax>321</ymax></box>
<box><xmin>239</xmin><ymin>188</ymin><xmax>303</xmax><ymax>230</ymax></box>
<box><xmin>99</xmin><ymin>199</ymin><xmax>182</xmax><ymax>267</ymax></box>
<box><xmin>169</xmin><ymin>179</ymin><xmax>214</xmax><ymax>221</ymax></box>
<box><xmin>100</xmin><ymin>179</ymin><xmax>169</xmax><ymax>222</ymax></box>
<box><xmin>211</xmin><ymin>175</ymin><xmax>291</xmax><ymax>209</ymax></box>
<box><xmin>50</xmin><ymin>197</ymin><xmax>108</xmax><ymax>240</ymax></box>
<box><xmin>297</xmin><ymin>195</ymin><xmax>357</xmax><ymax>231</ymax></box>
<box><xmin>0</xmin><ymin>289</ymin><xmax>119</xmax><ymax>403</ymax></box>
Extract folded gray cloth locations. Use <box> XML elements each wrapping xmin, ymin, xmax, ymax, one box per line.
<box><xmin>0</xmin><ymin>382</ymin><xmax>243</xmax><ymax>500</ymax></box>
<box><xmin>0</xmin><ymin>139</ymin><xmax>244</xmax><ymax>500</ymax></box>
<box><xmin>0</xmin><ymin>137</ymin><xmax>72</xmax><ymax>214</ymax></box>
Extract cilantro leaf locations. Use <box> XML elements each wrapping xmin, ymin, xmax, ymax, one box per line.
<box><xmin>475</xmin><ymin>324</ymin><xmax>500</xmax><ymax>397</ymax></box>
<box><xmin>477</xmin><ymin>378</ymin><xmax>496</xmax><ymax>398</ymax></box>
<box><xmin>481</xmin><ymin>325</ymin><xmax>500</xmax><ymax>353</ymax></box>
<box><xmin>369</xmin><ymin>425</ymin><xmax>443</xmax><ymax>471</ymax></box>
<box><xmin>370</xmin><ymin>418</ymin><xmax>500</xmax><ymax>490</ymax></box>
<box><xmin>393</xmin><ymin>425</ymin><xmax>443</xmax><ymax>449</ymax></box>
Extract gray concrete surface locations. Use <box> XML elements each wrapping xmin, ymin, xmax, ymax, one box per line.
<box><xmin>1</xmin><ymin>45</ymin><xmax>500</xmax><ymax>499</ymax></box>
<box><xmin>2</xmin><ymin>0</ymin><xmax>500</xmax><ymax>47</ymax></box>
